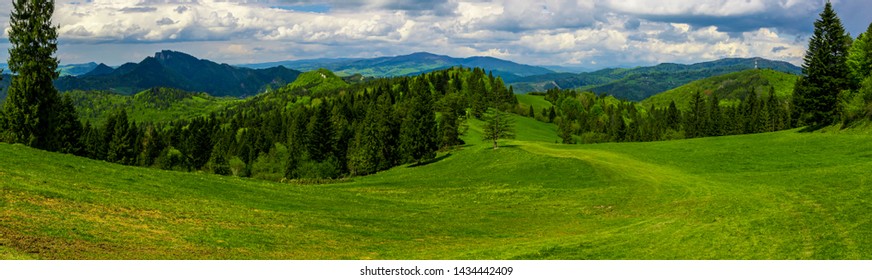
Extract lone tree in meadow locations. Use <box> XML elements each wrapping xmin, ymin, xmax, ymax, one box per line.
<box><xmin>2</xmin><ymin>0</ymin><xmax>78</xmax><ymax>151</ymax></box>
<box><xmin>482</xmin><ymin>108</ymin><xmax>515</xmax><ymax>149</ymax></box>
<box><xmin>792</xmin><ymin>1</ymin><xmax>854</xmax><ymax>127</ymax></box>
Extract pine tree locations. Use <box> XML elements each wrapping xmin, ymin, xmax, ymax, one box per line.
<box><xmin>2</xmin><ymin>0</ymin><xmax>63</xmax><ymax>149</ymax></box>
<box><xmin>793</xmin><ymin>1</ymin><xmax>853</xmax><ymax>127</ymax></box>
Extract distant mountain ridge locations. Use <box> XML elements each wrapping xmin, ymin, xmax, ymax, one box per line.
<box><xmin>239</xmin><ymin>52</ymin><xmax>555</xmax><ymax>82</ymax></box>
<box><xmin>511</xmin><ymin>57</ymin><xmax>802</xmax><ymax>101</ymax></box>
<box><xmin>55</xmin><ymin>50</ymin><xmax>301</xmax><ymax>97</ymax></box>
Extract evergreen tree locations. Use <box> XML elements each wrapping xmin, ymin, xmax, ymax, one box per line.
<box><xmin>766</xmin><ymin>87</ymin><xmax>784</xmax><ymax>131</ymax></box>
<box><xmin>482</xmin><ymin>108</ymin><xmax>515</xmax><ymax>149</ymax></box>
<box><xmin>707</xmin><ymin>93</ymin><xmax>723</xmax><ymax>136</ymax></box>
<box><xmin>106</xmin><ymin>109</ymin><xmax>132</xmax><ymax>164</ymax></box>
<box><xmin>548</xmin><ymin>106</ymin><xmax>556</xmax><ymax>122</ymax></box>
<box><xmin>793</xmin><ymin>1</ymin><xmax>853</xmax><ymax>126</ymax></box>
<box><xmin>185</xmin><ymin>118</ymin><xmax>213</xmax><ymax>170</ymax></box>
<box><xmin>666</xmin><ymin>101</ymin><xmax>681</xmax><ymax>131</ymax></box>
<box><xmin>399</xmin><ymin>86</ymin><xmax>438</xmax><ymax>164</ymax></box>
<box><xmin>2</xmin><ymin>0</ymin><xmax>63</xmax><ymax>149</ymax></box>
<box><xmin>685</xmin><ymin>91</ymin><xmax>706</xmax><ymax>138</ymax></box>
<box><xmin>558</xmin><ymin>118</ymin><xmax>574</xmax><ymax>144</ymax></box>
<box><xmin>138</xmin><ymin>124</ymin><xmax>163</xmax><ymax>167</ymax></box>
<box><xmin>54</xmin><ymin>94</ymin><xmax>82</xmax><ymax>155</ymax></box>
<box><xmin>436</xmin><ymin>92</ymin><xmax>466</xmax><ymax>149</ymax></box>
<box><xmin>744</xmin><ymin>88</ymin><xmax>762</xmax><ymax>133</ymax></box>
<box><xmin>306</xmin><ymin>102</ymin><xmax>335</xmax><ymax>162</ymax></box>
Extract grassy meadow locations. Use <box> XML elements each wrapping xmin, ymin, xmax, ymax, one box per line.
<box><xmin>1</xmin><ymin>111</ymin><xmax>871</xmax><ymax>259</ymax></box>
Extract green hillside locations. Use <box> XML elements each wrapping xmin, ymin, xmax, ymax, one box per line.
<box><xmin>66</xmin><ymin>88</ymin><xmax>240</xmax><ymax>125</ymax></box>
<box><xmin>511</xmin><ymin>58</ymin><xmax>801</xmax><ymax>101</ymax></box>
<box><xmin>282</xmin><ymin>68</ymin><xmax>349</xmax><ymax>93</ymax></box>
<box><xmin>3</xmin><ymin>118</ymin><xmax>872</xmax><ymax>259</ymax></box>
<box><xmin>641</xmin><ymin>69</ymin><xmax>798</xmax><ymax>110</ymax></box>
<box><xmin>516</xmin><ymin>94</ymin><xmax>554</xmax><ymax>112</ymax></box>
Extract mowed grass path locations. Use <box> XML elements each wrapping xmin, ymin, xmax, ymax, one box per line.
<box><xmin>2</xmin><ymin>116</ymin><xmax>871</xmax><ymax>259</ymax></box>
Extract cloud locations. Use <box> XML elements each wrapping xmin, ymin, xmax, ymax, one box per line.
<box><xmin>120</xmin><ymin>7</ymin><xmax>158</xmax><ymax>13</ymax></box>
<box><xmin>603</xmin><ymin>0</ymin><xmax>820</xmax><ymax>34</ymax></box>
<box><xmin>156</xmin><ymin>17</ymin><xmax>176</xmax><ymax>26</ymax></box>
<box><xmin>29</xmin><ymin>0</ymin><xmax>870</xmax><ymax>68</ymax></box>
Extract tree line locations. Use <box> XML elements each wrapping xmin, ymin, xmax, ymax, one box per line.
<box><xmin>526</xmin><ymin>86</ymin><xmax>790</xmax><ymax>144</ymax></box>
<box><xmin>50</xmin><ymin>67</ymin><xmax>517</xmax><ymax>180</ymax></box>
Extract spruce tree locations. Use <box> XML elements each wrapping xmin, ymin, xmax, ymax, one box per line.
<box><xmin>54</xmin><ymin>94</ymin><xmax>82</xmax><ymax>155</ymax></box>
<box><xmin>399</xmin><ymin>86</ymin><xmax>438</xmax><ymax>164</ymax></box>
<box><xmin>793</xmin><ymin>1</ymin><xmax>853</xmax><ymax>127</ymax></box>
<box><xmin>666</xmin><ymin>101</ymin><xmax>681</xmax><ymax>131</ymax></box>
<box><xmin>707</xmin><ymin>94</ymin><xmax>723</xmax><ymax>136</ymax></box>
<box><xmin>306</xmin><ymin>102</ymin><xmax>335</xmax><ymax>162</ymax></box>
<box><xmin>3</xmin><ymin>0</ymin><xmax>63</xmax><ymax>149</ymax></box>
<box><xmin>686</xmin><ymin>91</ymin><xmax>706</xmax><ymax>138</ymax></box>
<box><xmin>106</xmin><ymin>109</ymin><xmax>131</xmax><ymax>164</ymax></box>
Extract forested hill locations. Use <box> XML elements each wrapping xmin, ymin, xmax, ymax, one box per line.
<box><xmin>70</xmin><ymin>67</ymin><xmax>518</xmax><ymax>181</ymax></box>
<box><xmin>510</xmin><ymin>57</ymin><xmax>801</xmax><ymax>101</ymax></box>
<box><xmin>53</xmin><ymin>50</ymin><xmax>302</xmax><ymax>97</ymax></box>
<box><xmin>641</xmin><ymin>69</ymin><xmax>798</xmax><ymax>110</ymax></box>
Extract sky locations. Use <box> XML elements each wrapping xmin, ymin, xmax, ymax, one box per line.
<box><xmin>1</xmin><ymin>0</ymin><xmax>870</xmax><ymax>69</ymax></box>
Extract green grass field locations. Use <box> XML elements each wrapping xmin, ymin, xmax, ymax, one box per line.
<box><xmin>2</xmin><ymin>113</ymin><xmax>872</xmax><ymax>259</ymax></box>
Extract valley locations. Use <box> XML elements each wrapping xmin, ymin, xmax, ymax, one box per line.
<box><xmin>2</xmin><ymin>120</ymin><xmax>871</xmax><ymax>259</ymax></box>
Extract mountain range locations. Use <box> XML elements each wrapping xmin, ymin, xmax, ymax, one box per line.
<box><xmin>0</xmin><ymin>50</ymin><xmax>802</xmax><ymax>102</ymax></box>
<box><xmin>239</xmin><ymin>52</ymin><xmax>556</xmax><ymax>82</ymax></box>
<box><xmin>54</xmin><ymin>50</ymin><xmax>302</xmax><ymax>97</ymax></box>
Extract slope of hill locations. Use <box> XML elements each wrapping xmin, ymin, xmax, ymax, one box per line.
<box><xmin>512</xmin><ymin>57</ymin><xmax>802</xmax><ymax>101</ymax></box>
<box><xmin>65</xmin><ymin>88</ymin><xmax>240</xmax><ymax>125</ymax></box>
<box><xmin>3</xmin><ymin>121</ymin><xmax>872</xmax><ymax>259</ymax></box>
<box><xmin>241</xmin><ymin>52</ymin><xmax>554</xmax><ymax>82</ymax></box>
<box><xmin>57</xmin><ymin>62</ymin><xmax>99</xmax><ymax>77</ymax></box>
<box><xmin>282</xmin><ymin>68</ymin><xmax>349</xmax><ymax>93</ymax></box>
<box><xmin>81</xmin><ymin>63</ymin><xmax>115</xmax><ymax>77</ymax></box>
<box><xmin>54</xmin><ymin>50</ymin><xmax>302</xmax><ymax>97</ymax></box>
<box><xmin>641</xmin><ymin>69</ymin><xmax>798</xmax><ymax>110</ymax></box>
